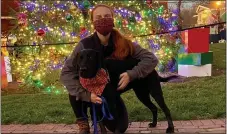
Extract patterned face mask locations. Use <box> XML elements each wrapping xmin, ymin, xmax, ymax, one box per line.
<box><xmin>94</xmin><ymin>18</ymin><xmax>114</xmax><ymax>36</ymax></box>
<box><xmin>79</xmin><ymin>68</ymin><xmax>109</xmax><ymax>96</ymax></box>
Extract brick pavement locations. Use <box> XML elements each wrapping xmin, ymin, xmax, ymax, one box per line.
<box><xmin>1</xmin><ymin>119</ymin><xmax>226</xmax><ymax>133</ymax></box>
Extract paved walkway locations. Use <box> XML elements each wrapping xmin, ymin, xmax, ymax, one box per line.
<box><xmin>1</xmin><ymin>119</ymin><xmax>226</xmax><ymax>133</ymax></box>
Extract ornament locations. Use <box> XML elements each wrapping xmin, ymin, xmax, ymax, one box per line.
<box><xmin>45</xmin><ymin>86</ymin><xmax>52</xmax><ymax>93</ymax></box>
<box><xmin>143</xmin><ymin>10</ymin><xmax>149</xmax><ymax>17</ymax></box>
<box><xmin>37</xmin><ymin>29</ymin><xmax>45</xmax><ymax>37</ymax></box>
<box><xmin>28</xmin><ymin>25</ymin><xmax>34</xmax><ymax>30</ymax></box>
<box><xmin>70</xmin><ymin>32</ymin><xmax>76</xmax><ymax>36</ymax></box>
<box><xmin>8</xmin><ymin>34</ymin><xmax>17</xmax><ymax>44</ymax></box>
<box><xmin>158</xmin><ymin>6</ymin><xmax>164</xmax><ymax>15</ymax></box>
<box><xmin>147</xmin><ymin>10</ymin><xmax>153</xmax><ymax>16</ymax></box>
<box><xmin>129</xmin><ymin>16</ymin><xmax>136</xmax><ymax>23</ymax></box>
<box><xmin>123</xmin><ymin>19</ymin><xmax>128</xmax><ymax>27</ymax></box>
<box><xmin>17</xmin><ymin>13</ymin><xmax>27</xmax><ymax>27</ymax></box>
<box><xmin>172</xmin><ymin>21</ymin><xmax>178</xmax><ymax>26</ymax></box>
<box><xmin>80</xmin><ymin>27</ymin><xmax>86</xmax><ymax>34</ymax></box>
<box><xmin>65</xmin><ymin>13</ymin><xmax>73</xmax><ymax>21</ymax></box>
<box><xmin>80</xmin><ymin>0</ymin><xmax>90</xmax><ymax>19</ymax></box>
<box><xmin>128</xmin><ymin>23</ymin><xmax>135</xmax><ymax>31</ymax></box>
<box><xmin>82</xmin><ymin>0</ymin><xmax>91</xmax><ymax>9</ymax></box>
<box><xmin>147</xmin><ymin>1</ymin><xmax>152</xmax><ymax>8</ymax></box>
<box><xmin>116</xmin><ymin>20</ymin><xmax>122</xmax><ymax>27</ymax></box>
<box><xmin>33</xmin><ymin>79</ymin><xmax>43</xmax><ymax>88</ymax></box>
<box><xmin>17</xmin><ymin>13</ymin><xmax>27</xmax><ymax>20</ymax></box>
<box><xmin>80</xmin><ymin>27</ymin><xmax>88</xmax><ymax>38</ymax></box>
<box><xmin>146</xmin><ymin>0</ymin><xmax>152</xmax><ymax>5</ymax></box>
<box><xmin>147</xmin><ymin>0</ymin><xmax>152</xmax><ymax>8</ymax></box>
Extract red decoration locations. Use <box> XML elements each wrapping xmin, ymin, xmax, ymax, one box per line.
<box><xmin>80</xmin><ymin>27</ymin><xmax>86</xmax><ymax>34</ymax></box>
<box><xmin>37</xmin><ymin>29</ymin><xmax>45</xmax><ymax>37</ymax></box>
<box><xmin>80</xmin><ymin>27</ymin><xmax>86</xmax><ymax>32</ymax></box>
<box><xmin>17</xmin><ymin>13</ymin><xmax>27</xmax><ymax>20</ymax></box>
<box><xmin>146</xmin><ymin>0</ymin><xmax>152</xmax><ymax>4</ymax></box>
<box><xmin>18</xmin><ymin>19</ymin><xmax>27</xmax><ymax>27</ymax></box>
<box><xmin>17</xmin><ymin>13</ymin><xmax>28</xmax><ymax>27</ymax></box>
<box><xmin>146</xmin><ymin>0</ymin><xmax>152</xmax><ymax>8</ymax></box>
<box><xmin>123</xmin><ymin>19</ymin><xmax>128</xmax><ymax>27</ymax></box>
<box><xmin>181</xmin><ymin>28</ymin><xmax>209</xmax><ymax>53</ymax></box>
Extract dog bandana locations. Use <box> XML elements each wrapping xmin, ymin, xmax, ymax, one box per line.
<box><xmin>79</xmin><ymin>68</ymin><xmax>109</xmax><ymax>96</ymax></box>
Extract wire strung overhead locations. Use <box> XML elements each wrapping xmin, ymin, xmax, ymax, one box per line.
<box><xmin>1</xmin><ymin>22</ymin><xmax>225</xmax><ymax>48</ymax></box>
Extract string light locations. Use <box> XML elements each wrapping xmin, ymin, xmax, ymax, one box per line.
<box><xmin>7</xmin><ymin>0</ymin><xmax>181</xmax><ymax>94</ymax></box>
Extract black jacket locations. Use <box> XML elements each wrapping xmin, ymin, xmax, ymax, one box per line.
<box><xmin>60</xmin><ymin>32</ymin><xmax>158</xmax><ymax>102</ymax></box>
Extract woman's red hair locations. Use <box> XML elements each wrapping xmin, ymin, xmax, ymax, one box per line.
<box><xmin>111</xmin><ymin>28</ymin><xmax>135</xmax><ymax>60</ymax></box>
<box><xmin>91</xmin><ymin>4</ymin><xmax>135</xmax><ymax>60</ymax></box>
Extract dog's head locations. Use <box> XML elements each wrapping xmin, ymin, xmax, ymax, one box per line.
<box><xmin>76</xmin><ymin>49</ymin><xmax>101</xmax><ymax>78</ymax></box>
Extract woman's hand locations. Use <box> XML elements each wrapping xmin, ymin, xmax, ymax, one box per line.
<box><xmin>118</xmin><ymin>72</ymin><xmax>130</xmax><ymax>90</ymax></box>
<box><xmin>91</xmin><ymin>93</ymin><xmax>102</xmax><ymax>104</ymax></box>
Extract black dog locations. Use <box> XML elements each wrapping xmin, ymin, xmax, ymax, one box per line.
<box><xmin>105</xmin><ymin>57</ymin><xmax>176</xmax><ymax>133</ymax></box>
<box><xmin>76</xmin><ymin>49</ymin><xmax>129</xmax><ymax>133</ymax></box>
<box><xmin>77</xmin><ymin>49</ymin><xmax>177</xmax><ymax>133</ymax></box>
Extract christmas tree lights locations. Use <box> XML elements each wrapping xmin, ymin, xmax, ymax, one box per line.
<box><xmin>6</xmin><ymin>0</ymin><xmax>181</xmax><ymax>94</ymax></box>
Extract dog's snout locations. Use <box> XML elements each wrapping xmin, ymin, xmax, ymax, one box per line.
<box><xmin>80</xmin><ymin>67</ymin><xmax>87</xmax><ymax>71</ymax></box>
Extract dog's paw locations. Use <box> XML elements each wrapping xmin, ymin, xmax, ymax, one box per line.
<box><xmin>166</xmin><ymin>127</ymin><xmax>174</xmax><ymax>133</ymax></box>
<box><xmin>148</xmin><ymin>122</ymin><xmax>157</xmax><ymax>128</ymax></box>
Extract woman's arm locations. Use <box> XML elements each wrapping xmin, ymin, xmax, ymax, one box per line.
<box><xmin>127</xmin><ymin>44</ymin><xmax>159</xmax><ymax>81</ymax></box>
<box><xmin>60</xmin><ymin>42</ymin><xmax>91</xmax><ymax>102</ymax></box>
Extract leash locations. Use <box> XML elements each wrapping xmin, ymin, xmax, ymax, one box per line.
<box><xmin>82</xmin><ymin>96</ymin><xmax>114</xmax><ymax>134</ymax></box>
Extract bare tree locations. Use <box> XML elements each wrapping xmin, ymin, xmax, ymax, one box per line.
<box><xmin>177</xmin><ymin>0</ymin><xmax>182</xmax><ymax>29</ymax></box>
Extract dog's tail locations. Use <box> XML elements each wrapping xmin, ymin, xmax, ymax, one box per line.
<box><xmin>159</xmin><ymin>75</ymin><xmax>179</xmax><ymax>82</ymax></box>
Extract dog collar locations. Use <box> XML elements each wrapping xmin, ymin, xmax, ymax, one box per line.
<box><xmin>79</xmin><ymin>68</ymin><xmax>109</xmax><ymax>96</ymax></box>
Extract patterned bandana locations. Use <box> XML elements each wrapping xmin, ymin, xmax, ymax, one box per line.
<box><xmin>79</xmin><ymin>68</ymin><xmax>109</xmax><ymax>96</ymax></box>
<box><xmin>94</xmin><ymin>18</ymin><xmax>114</xmax><ymax>36</ymax></box>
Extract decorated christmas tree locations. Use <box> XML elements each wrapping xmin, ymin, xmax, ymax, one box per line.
<box><xmin>6</xmin><ymin>0</ymin><xmax>181</xmax><ymax>94</ymax></box>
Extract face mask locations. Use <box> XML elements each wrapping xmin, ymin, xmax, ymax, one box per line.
<box><xmin>94</xmin><ymin>18</ymin><xmax>114</xmax><ymax>36</ymax></box>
